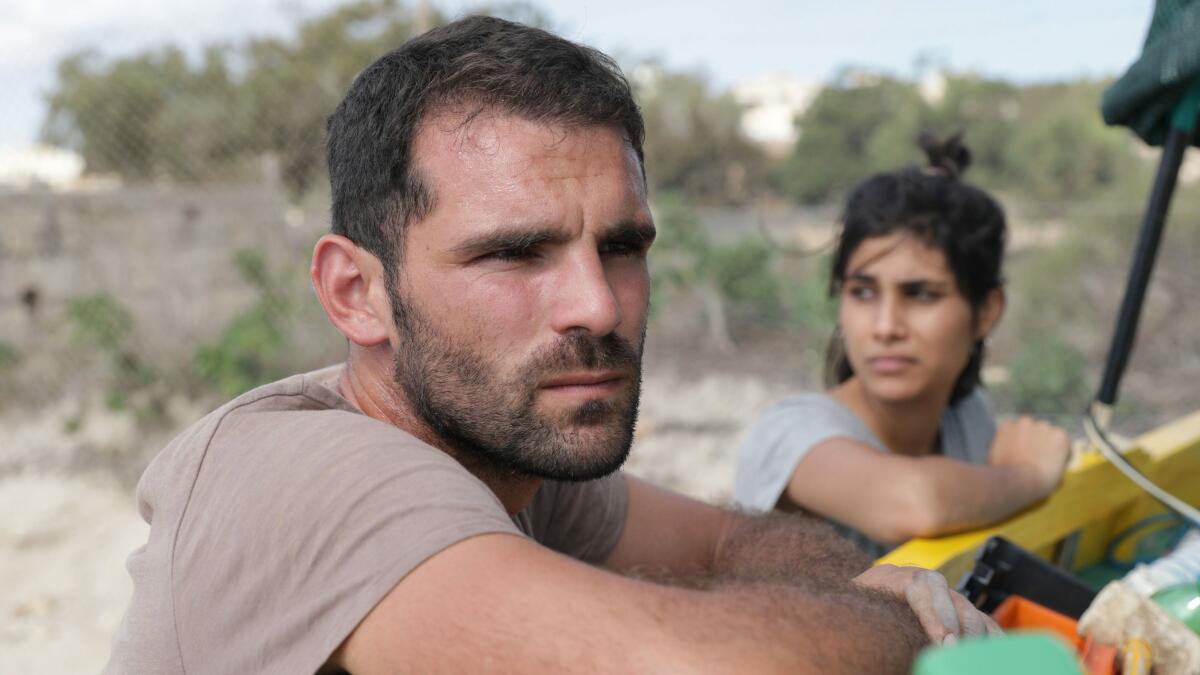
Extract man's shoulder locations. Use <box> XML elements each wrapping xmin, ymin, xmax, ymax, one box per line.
<box><xmin>136</xmin><ymin>366</ymin><xmax>442</xmax><ymax>514</ymax></box>
<box><xmin>181</xmin><ymin>364</ymin><xmax>409</xmax><ymax>446</ymax></box>
<box><xmin>218</xmin><ymin>364</ymin><xmax>355</xmax><ymax>418</ymax></box>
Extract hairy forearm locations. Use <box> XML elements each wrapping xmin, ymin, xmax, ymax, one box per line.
<box><xmin>712</xmin><ymin>510</ymin><xmax>873</xmax><ymax>585</ymax></box>
<box><xmin>669</xmin><ymin>576</ymin><xmax>928</xmax><ymax>674</ymax></box>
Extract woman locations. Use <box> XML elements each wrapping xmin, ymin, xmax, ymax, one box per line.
<box><xmin>734</xmin><ymin>134</ymin><xmax>1072</xmax><ymax>558</ymax></box>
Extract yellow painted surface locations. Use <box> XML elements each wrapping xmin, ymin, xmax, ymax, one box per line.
<box><xmin>877</xmin><ymin>410</ymin><xmax>1200</xmax><ymax>581</ymax></box>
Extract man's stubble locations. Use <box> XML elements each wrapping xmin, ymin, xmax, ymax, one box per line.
<box><xmin>387</xmin><ymin>282</ymin><xmax>645</xmax><ymax>481</ymax></box>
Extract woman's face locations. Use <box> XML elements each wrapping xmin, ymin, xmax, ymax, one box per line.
<box><xmin>837</xmin><ymin>232</ymin><xmax>1000</xmax><ymax>405</ymax></box>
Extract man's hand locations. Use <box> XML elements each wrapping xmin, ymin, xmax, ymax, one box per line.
<box><xmin>989</xmin><ymin>416</ymin><xmax>1072</xmax><ymax>498</ymax></box>
<box><xmin>854</xmin><ymin>564</ymin><xmax>1000</xmax><ymax>644</ymax></box>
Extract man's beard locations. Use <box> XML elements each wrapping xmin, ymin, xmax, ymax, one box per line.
<box><xmin>388</xmin><ymin>287</ymin><xmax>643</xmax><ymax>482</ymax></box>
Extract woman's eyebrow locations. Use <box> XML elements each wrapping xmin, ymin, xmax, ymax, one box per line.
<box><xmin>898</xmin><ymin>278</ymin><xmax>951</xmax><ymax>289</ymax></box>
<box><xmin>845</xmin><ymin>272</ymin><xmax>878</xmax><ymax>284</ymax></box>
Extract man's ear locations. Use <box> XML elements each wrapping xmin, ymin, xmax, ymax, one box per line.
<box><xmin>311</xmin><ymin>234</ymin><xmax>393</xmax><ymax>347</ymax></box>
<box><xmin>974</xmin><ymin>287</ymin><xmax>1006</xmax><ymax>341</ymax></box>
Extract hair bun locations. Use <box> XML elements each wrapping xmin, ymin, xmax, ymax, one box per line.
<box><xmin>917</xmin><ymin>131</ymin><xmax>972</xmax><ymax>179</ymax></box>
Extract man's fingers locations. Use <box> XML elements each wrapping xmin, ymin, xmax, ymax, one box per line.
<box><xmin>904</xmin><ymin>571</ymin><xmax>960</xmax><ymax>642</ymax></box>
<box><xmin>924</xmin><ymin>571</ymin><xmax>961</xmax><ymax>636</ymax></box>
<box><xmin>951</xmin><ymin>592</ymin><xmax>991</xmax><ymax>637</ymax></box>
<box><xmin>903</xmin><ymin>582</ymin><xmax>948</xmax><ymax>643</ymax></box>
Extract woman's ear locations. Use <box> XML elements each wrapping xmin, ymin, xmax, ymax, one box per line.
<box><xmin>310</xmin><ymin>234</ymin><xmax>393</xmax><ymax>347</ymax></box>
<box><xmin>975</xmin><ymin>287</ymin><xmax>1006</xmax><ymax>341</ymax></box>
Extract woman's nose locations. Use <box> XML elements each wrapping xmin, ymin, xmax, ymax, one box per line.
<box><xmin>872</xmin><ymin>296</ymin><xmax>906</xmax><ymax>342</ymax></box>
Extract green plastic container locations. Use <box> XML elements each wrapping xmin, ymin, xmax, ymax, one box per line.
<box><xmin>911</xmin><ymin>633</ymin><xmax>1083</xmax><ymax>675</ymax></box>
<box><xmin>1151</xmin><ymin>581</ymin><xmax>1200</xmax><ymax>634</ymax></box>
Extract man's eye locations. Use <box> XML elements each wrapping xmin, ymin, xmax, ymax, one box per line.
<box><xmin>483</xmin><ymin>247</ymin><xmax>537</xmax><ymax>262</ymax></box>
<box><xmin>848</xmin><ymin>286</ymin><xmax>875</xmax><ymax>300</ymax></box>
<box><xmin>909</xmin><ymin>288</ymin><xmax>942</xmax><ymax>302</ymax></box>
<box><xmin>600</xmin><ymin>241</ymin><xmax>645</xmax><ymax>257</ymax></box>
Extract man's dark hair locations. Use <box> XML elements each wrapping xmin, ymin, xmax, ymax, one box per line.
<box><xmin>825</xmin><ymin>133</ymin><xmax>1007</xmax><ymax>405</ymax></box>
<box><xmin>326</xmin><ymin>15</ymin><xmax>646</xmax><ymax>283</ymax></box>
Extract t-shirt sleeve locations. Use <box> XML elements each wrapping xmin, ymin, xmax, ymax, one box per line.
<box><xmin>523</xmin><ymin>472</ymin><xmax>629</xmax><ymax>565</ymax></box>
<box><xmin>732</xmin><ymin>395</ymin><xmax>881</xmax><ymax>512</ymax></box>
<box><xmin>171</xmin><ymin>407</ymin><xmax>521</xmax><ymax>675</ymax></box>
<box><xmin>941</xmin><ymin>386</ymin><xmax>997</xmax><ymax>465</ymax></box>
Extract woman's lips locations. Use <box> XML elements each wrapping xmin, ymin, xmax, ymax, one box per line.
<box><xmin>866</xmin><ymin>356</ymin><xmax>916</xmax><ymax>374</ymax></box>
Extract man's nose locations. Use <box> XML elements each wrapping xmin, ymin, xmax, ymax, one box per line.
<box><xmin>550</xmin><ymin>249</ymin><xmax>621</xmax><ymax>337</ymax></box>
<box><xmin>872</xmin><ymin>295</ymin><xmax>906</xmax><ymax>342</ymax></box>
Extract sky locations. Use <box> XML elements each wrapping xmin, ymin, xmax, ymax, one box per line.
<box><xmin>0</xmin><ymin>0</ymin><xmax>1156</xmax><ymax>147</ymax></box>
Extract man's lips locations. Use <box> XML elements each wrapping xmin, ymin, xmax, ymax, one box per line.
<box><xmin>538</xmin><ymin>371</ymin><xmax>627</xmax><ymax>396</ymax></box>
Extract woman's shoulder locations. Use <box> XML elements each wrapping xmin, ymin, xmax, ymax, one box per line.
<box><xmin>941</xmin><ymin>386</ymin><xmax>997</xmax><ymax>463</ymax></box>
<box><xmin>948</xmin><ymin>386</ymin><xmax>996</xmax><ymax>422</ymax></box>
<box><xmin>761</xmin><ymin>392</ymin><xmax>853</xmax><ymax>419</ymax></box>
<box><xmin>734</xmin><ymin>391</ymin><xmax>878</xmax><ymax>510</ymax></box>
<box><xmin>747</xmin><ymin>392</ymin><xmax>880</xmax><ymax>447</ymax></box>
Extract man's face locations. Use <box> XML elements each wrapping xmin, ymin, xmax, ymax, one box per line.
<box><xmin>387</xmin><ymin>112</ymin><xmax>654</xmax><ymax>481</ymax></box>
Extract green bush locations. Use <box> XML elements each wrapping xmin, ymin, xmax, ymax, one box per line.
<box><xmin>193</xmin><ymin>249</ymin><xmax>289</xmax><ymax>397</ymax></box>
<box><xmin>0</xmin><ymin>341</ymin><xmax>20</xmax><ymax>372</ymax></box>
<box><xmin>67</xmin><ymin>292</ymin><xmax>134</xmax><ymax>353</ymax></box>
<box><xmin>66</xmin><ymin>292</ymin><xmax>155</xmax><ymax>409</ymax></box>
<box><xmin>710</xmin><ymin>238</ymin><xmax>784</xmax><ymax>323</ymax></box>
<box><xmin>1004</xmin><ymin>334</ymin><xmax>1090</xmax><ymax>423</ymax></box>
<box><xmin>783</xmin><ymin>254</ymin><xmax>837</xmax><ymax>332</ymax></box>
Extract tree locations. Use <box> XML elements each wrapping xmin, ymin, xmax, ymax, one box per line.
<box><xmin>42</xmin><ymin>47</ymin><xmax>221</xmax><ymax>179</ymax></box>
<box><xmin>650</xmin><ymin>193</ymin><xmax>785</xmax><ymax>351</ymax></box>
<box><xmin>1005</xmin><ymin>81</ymin><xmax>1138</xmax><ymax>201</ymax></box>
<box><xmin>774</xmin><ymin>71</ymin><xmax>928</xmax><ymax>204</ymax></box>
<box><xmin>634</xmin><ymin>63</ymin><xmax>769</xmax><ymax>205</ymax></box>
<box><xmin>924</xmin><ymin>75</ymin><xmax>1021</xmax><ymax>187</ymax></box>
<box><xmin>40</xmin><ymin>0</ymin><xmax>428</xmax><ymax>194</ymax></box>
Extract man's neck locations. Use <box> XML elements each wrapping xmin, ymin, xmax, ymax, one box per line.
<box><xmin>336</xmin><ymin>353</ymin><xmax>542</xmax><ymax>515</ymax></box>
<box><xmin>831</xmin><ymin>378</ymin><xmax>945</xmax><ymax>457</ymax></box>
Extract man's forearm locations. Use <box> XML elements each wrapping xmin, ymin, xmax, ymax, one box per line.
<box><xmin>712</xmin><ymin>510</ymin><xmax>873</xmax><ymax>585</ymax></box>
<box><xmin>682</xmin><ymin>575</ymin><xmax>928</xmax><ymax>674</ymax></box>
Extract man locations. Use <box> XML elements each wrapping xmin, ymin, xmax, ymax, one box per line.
<box><xmin>105</xmin><ymin>16</ymin><xmax>996</xmax><ymax>674</ymax></box>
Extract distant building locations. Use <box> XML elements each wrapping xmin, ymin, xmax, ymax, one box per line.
<box><xmin>732</xmin><ymin>73</ymin><xmax>820</xmax><ymax>156</ymax></box>
<box><xmin>918</xmin><ymin>72</ymin><xmax>947</xmax><ymax>105</ymax></box>
<box><xmin>0</xmin><ymin>144</ymin><xmax>85</xmax><ymax>191</ymax></box>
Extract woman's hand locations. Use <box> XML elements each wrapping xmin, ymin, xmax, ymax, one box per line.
<box><xmin>988</xmin><ymin>416</ymin><xmax>1072</xmax><ymax>498</ymax></box>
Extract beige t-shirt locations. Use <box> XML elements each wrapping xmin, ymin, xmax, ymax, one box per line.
<box><xmin>103</xmin><ymin>366</ymin><xmax>629</xmax><ymax>674</ymax></box>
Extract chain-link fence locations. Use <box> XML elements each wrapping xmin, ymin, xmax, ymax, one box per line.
<box><xmin>0</xmin><ymin>3</ymin><xmax>447</xmax><ymax>476</ymax></box>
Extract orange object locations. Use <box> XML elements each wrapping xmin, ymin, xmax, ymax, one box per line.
<box><xmin>991</xmin><ymin>596</ymin><xmax>1118</xmax><ymax>675</ymax></box>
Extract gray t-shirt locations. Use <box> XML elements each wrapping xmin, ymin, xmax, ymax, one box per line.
<box><xmin>733</xmin><ymin>388</ymin><xmax>995</xmax><ymax>558</ymax></box>
<box><xmin>104</xmin><ymin>366</ymin><xmax>628</xmax><ymax>675</ymax></box>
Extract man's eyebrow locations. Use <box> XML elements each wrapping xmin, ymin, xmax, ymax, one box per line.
<box><xmin>598</xmin><ymin>221</ymin><xmax>657</xmax><ymax>246</ymax></box>
<box><xmin>450</xmin><ymin>227</ymin><xmax>569</xmax><ymax>257</ymax></box>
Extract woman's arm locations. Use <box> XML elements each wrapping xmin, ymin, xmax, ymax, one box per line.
<box><xmin>783</xmin><ymin>417</ymin><xmax>1071</xmax><ymax>544</ymax></box>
